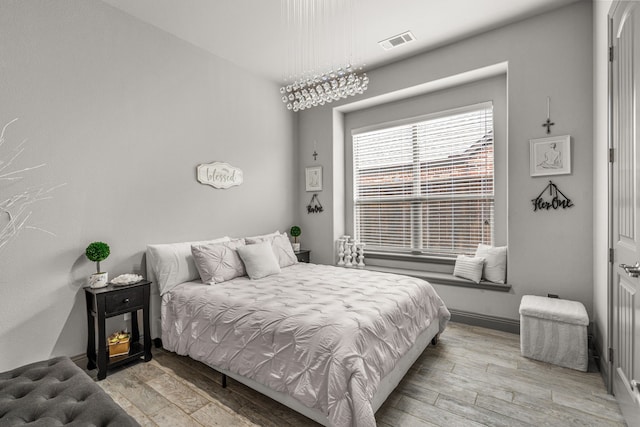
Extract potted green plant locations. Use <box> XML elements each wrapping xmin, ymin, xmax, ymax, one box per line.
<box><xmin>290</xmin><ymin>226</ymin><xmax>301</xmax><ymax>252</ymax></box>
<box><xmin>86</xmin><ymin>241</ymin><xmax>110</xmax><ymax>288</ymax></box>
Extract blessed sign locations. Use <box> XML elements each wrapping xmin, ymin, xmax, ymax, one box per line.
<box><xmin>197</xmin><ymin>162</ymin><xmax>243</xmax><ymax>189</ymax></box>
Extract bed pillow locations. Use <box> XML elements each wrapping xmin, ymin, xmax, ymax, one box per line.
<box><xmin>246</xmin><ymin>233</ymin><xmax>298</xmax><ymax>268</ymax></box>
<box><xmin>248</xmin><ymin>232</ymin><xmax>297</xmax><ymax>268</ymax></box>
<box><xmin>237</xmin><ymin>242</ymin><xmax>281</xmax><ymax>279</ymax></box>
<box><xmin>475</xmin><ymin>244</ymin><xmax>507</xmax><ymax>284</ymax></box>
<box><xmin>191</xmin><ymin>239</ymin><xmax>246</xmax><ymax>284</ymax></box>
<box><xmin>244</xmin><ymin>230</ymin><xmax>281</xmax><ymax>244</ymax></box>
<box><xmin>270</xmin><ymin>233</ymin><xmax>298</xmax><ymax>268</ymax></box>
<box><xmin>147</xmin><ymin>236</ymin><xmax>230</xmax><ymax>295</ymax></box>
<box><xmin>453</xmin><ymin>255</ymin><xmax>485</xmax><ymax>284</ymax></box>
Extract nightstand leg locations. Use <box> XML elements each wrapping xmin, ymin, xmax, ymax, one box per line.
<box><xmin>97</xmin><ymin>321</ymin><xmax>107</xmax><ymax>380</ymax></box>
<box><xmin>131</xmin><ymin>310</ymin><xmax>140</xmax><ymax>343</ymax></box>
<box><xmin>96</xmin><ymin>299</ymin><xmax>107</xmax><ymax>380</ymax></box>
<box><xmin>85</xmin><ymin>292</ymin><xmax>96</xmax><ymax>370</ymax></box>
<box><xmin>143</xmin><ymin>286</ymin><xmax>152</xmax><ymax>362</ymax></box>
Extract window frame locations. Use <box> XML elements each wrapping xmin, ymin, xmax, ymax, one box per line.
<box><xmin>352</xmin><ymin>102</ymin><xmax>495</xmax><ymax>258</ymax></box>
<box><xmin>343</xmin><ymin>75</ymin><xmax>507</xmax><ymax>265</ymax></box>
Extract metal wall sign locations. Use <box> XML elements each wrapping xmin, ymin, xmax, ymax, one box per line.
<box><xmin>307</xmin><ymin>193</ymin><xmax>323</xmax><ymax>213</ymax></box>
<box><xmin>196</xmin><ymin>162</ymin><xmax>243</xmax><ymax>189</ymax></box>
<box><xmin>532</xmin><ymin>181</ymin><xmax>574</xmax><ymax>211</ymax></box>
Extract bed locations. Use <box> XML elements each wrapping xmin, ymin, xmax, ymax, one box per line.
<box><xmin>146</xmin><ymin>235</ymin><xmax>450</xmax><ymax>427</ymax></box>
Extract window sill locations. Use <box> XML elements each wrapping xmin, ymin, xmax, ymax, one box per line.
<box><xmin>366</xmin><ymin>251</ymin><xmax>456</xmax><ymax>265</ymax></box>
<box><xmin>365</xmin><ymin>265</ymin><xmax>512</xmax><ymax>292</ymax></box>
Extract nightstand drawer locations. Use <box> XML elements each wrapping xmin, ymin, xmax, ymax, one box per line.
<box><xmin>105</xmin><ymin>288</ymin><xmax>143</xmax><ymax>315</ymax></box>
<box><xmin>295</xmin><ymin>250</ymin><xmax>310</xmax><ymax>263</ymax></box>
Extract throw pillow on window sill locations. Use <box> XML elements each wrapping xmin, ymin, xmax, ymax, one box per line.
<box><xmin>453</xmin><ymin>255</ymin><xmax>485</xmax><ymax>284</ymax></box>
<box><xmin>475</xmin><ymin>244</ymin><xmax>507</xmax><ymax>284</ymax></box>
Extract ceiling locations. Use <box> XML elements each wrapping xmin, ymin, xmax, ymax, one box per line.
<box><xmin>101</xmin><ymin>0</ymin><xmax>580</xmax><ymax>84</ymax></box>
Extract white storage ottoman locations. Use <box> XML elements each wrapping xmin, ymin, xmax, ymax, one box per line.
<box><xmin>519</xmin><ymin>295</ymin><xmax>589</xmax><ymax>372</ymax></box>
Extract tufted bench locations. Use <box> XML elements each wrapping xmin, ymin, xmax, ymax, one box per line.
<box><xmin>0</xmin><ymin>356</ymin><xmax>138</xmax><ymax>426</ymax></box>
<box><xmin>519</xmin><ymin>295</ymin><xmax>589</xmax><ymax>372</ymax></box>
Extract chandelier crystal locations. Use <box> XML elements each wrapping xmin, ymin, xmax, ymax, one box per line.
<box><xmin>280</xmin><ymin>0</ymin><xmax>368</xmax><ymax>112</ymax></box>
<box><xmin>280</xmin><ymin>67</ymin><xmax>368</xmax><ymax>112</ymax></box>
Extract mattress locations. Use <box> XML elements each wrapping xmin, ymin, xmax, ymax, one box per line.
<box><xmin>161</xmin><ymin>263</ymin><xmax>450</xmax><ymax>427</ymax></box>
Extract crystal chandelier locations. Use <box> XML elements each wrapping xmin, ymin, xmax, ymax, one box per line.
<box><xmin>280</xmin><ymin>0</ymin><xmax>369</xmax><ymax>112</ymax></box>
<box><xmin>280</xmin><ymin>67</ymin><xmax>369</xmax><ymax>112</ymax></box>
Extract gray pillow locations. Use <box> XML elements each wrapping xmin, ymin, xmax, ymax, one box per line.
<box><xmin>237</xmin><ymin>242</ymin><xmax>281</xmax><ymax>279</ymax></box>
<box><xmin>191</xmin><ymin>239</ymin><xmax>246</xmax><ymax>284</ymax></box>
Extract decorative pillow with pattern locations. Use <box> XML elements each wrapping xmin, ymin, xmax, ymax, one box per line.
<box><xmin>453</xmin><ymin>255</ymin><xmax>485</xmax><ymax>284</ymax></box>
<box><xmin>147</xmin><ymin>236</ymin><xmax>230</xmax><ymax>295</ymax></box>
<box><xmin>191</xmin><ymin>238</ymin><xmax>246</xmax><ymax>284</ymax></box>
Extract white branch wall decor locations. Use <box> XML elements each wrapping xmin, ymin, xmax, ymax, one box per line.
<box><xmin>0</xmin><ymin>119</ymin><xmax>63</xmax><ymax>252</ymax></box>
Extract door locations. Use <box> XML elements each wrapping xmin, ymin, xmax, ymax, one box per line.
<box><xmin>610</xmin><ymin>2</ymin><xmax>640</xmax><ymax>426</ymax></box>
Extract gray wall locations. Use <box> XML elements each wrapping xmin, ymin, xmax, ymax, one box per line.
<box><xmin>0</xmin><ymin>0</ymin><xmax>296</xmax><ymax>371</ymax></box>
<box><xmin>297</xmin><ymin>1</ymin><xmax>594</xmax><ymax>321</ymax></box>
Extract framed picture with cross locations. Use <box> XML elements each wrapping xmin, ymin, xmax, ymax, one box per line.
<box><xmin>529</xmin><ymin>135</ymin><xmax>571</xmax><ymax>177</ymax></box>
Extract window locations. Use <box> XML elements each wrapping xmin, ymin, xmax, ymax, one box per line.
<box><xmin>352</xmin><ymin>102</ymin><xmax>494</xmax><ymax>257</ymax></box>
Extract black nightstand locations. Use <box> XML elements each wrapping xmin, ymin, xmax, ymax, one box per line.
<box><xmin>295</xmin><ymin>249</ymin><xmax>311</xmax><ymax>263</ymax></box>
<box><xmin>85</xmin><ymin>280</ymin><xmax>152</xmax><ymax>380</ymax></box>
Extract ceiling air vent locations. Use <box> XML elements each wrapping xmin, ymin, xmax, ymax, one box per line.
<box><xmin>378</xmin><ymin>31</ymin><xmax>416</xmax><ymax>51</ymax></box>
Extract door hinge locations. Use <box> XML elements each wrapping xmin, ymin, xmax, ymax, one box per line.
<box><xmin>609</xmin><ymin>46</ymin><xmax>614</xmax><ymax>62</ymax></box>
<box><xmin>609</xmin><ymin>248</ymin><xmax>615</xmax><ymax>263</ymax></box>
<box><xmin>609</xmin><ymin>148</ymin><xmax>615</xmax><ymax>163</ymax></box>
<box><xmin>609</xmin><ymin>347</ymin><xmax>614</xmax><ymax>363</ymax></box>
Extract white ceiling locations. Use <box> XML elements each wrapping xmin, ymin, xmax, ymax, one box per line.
<box><xmin>101</xmin><ymin>0</ymin><xmax>580</xmax><ymax>83</ymax></box>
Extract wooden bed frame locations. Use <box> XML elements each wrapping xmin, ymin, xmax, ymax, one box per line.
<box><xmin>146</xmin><ymin>258</ymin><xmax>440</xmax><ymax>425</ymax></box>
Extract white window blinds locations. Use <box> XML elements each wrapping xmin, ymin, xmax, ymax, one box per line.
<box><xmin>353</xmin><ymin>103</ymin><xmax>494</xmax><ymax>256</ymax></box>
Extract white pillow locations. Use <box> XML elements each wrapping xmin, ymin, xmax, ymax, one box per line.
<box><xmin>475</xmin><ymin>244</ymin><xmax>507</xmax><ymax>284</ymax></box>
<box><xmin>191</xmin><ymin>239</ymin><xmax>246</xmax><ymax>284</ymax></box>
<box><xmin>244</xmin><ymin>230</ymin><xmax>281</xmax><ymax>244</ymax></box>
<box><xmin>237</xmin><ymin>242</ymin><xmax>281</xmax><ymax>279</ymax></box>
<box><xmin>248</xmin><ymin>232</ymin><xmax>297</xmax><ymax>268</ymax></box>
<box><xmin>147</xmin><ymin>237</ymin><xmax>230</xmax><ymax>295</ymax></box>
<box><xmin>453</xmin><ymin>255</ymin><xmax>485</xmax><ymax>284</ymax></box>
<box><xmin>271</xmin><ymin>233</ymin><xmax>298</xmax><ymax>268</ymax></box>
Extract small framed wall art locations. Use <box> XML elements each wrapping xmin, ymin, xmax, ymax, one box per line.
<box><xmin>529</xmin><ymin>135</ymin><xmax>571</xmax><ymax>177</ymax></box>
<box><xmin>305</xmin><ymin>166</ymin><xmax>322</xmax><ymax>192</ymax></box>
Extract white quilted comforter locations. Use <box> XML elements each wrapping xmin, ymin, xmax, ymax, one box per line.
<box><xmin>161</xmin><ymin>263</ymin><xmax>450</xmax><ymax>427</ymax></box>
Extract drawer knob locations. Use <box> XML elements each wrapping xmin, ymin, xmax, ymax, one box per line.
<box><xmin>122</xmin><ymin>298</ymin><xmax>130</xmax><ymax>303</ymax></box>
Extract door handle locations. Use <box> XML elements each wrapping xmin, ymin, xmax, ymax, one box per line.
<box><xmin>632</xmin><ymin>379</ymin><xmax>639</xmax><ymax>392</ymax></box>
<box><xmin>619</xmin><ymin>262</ymin><xmax>640</xmax><ymax>277</ymax></box>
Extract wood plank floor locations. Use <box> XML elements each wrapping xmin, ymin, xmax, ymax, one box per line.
<box><xmin>94</xmin><ymin>322</ymin><xmax>626</xmax><ymax>426</ymax></box>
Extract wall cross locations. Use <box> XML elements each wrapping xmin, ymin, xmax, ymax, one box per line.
<box><xmin>542</xmin><ymin>118</ymin><xmax>555</xmax><ymax>134</ymax></box>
